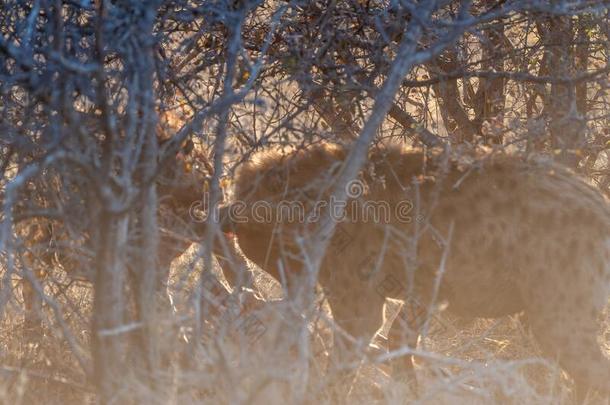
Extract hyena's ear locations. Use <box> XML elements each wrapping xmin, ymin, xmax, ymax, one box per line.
<box><xmin>182</xmin><ymin>139</ymin><xmax>194</xmax><ymax>156</ymax></box>
<box><xmin>157</xmin><ymin>136</ymin><xmax>197</xmax><ymax>174</ymax></box>
<box><xmin>157</xmin><ymin>135</ymin><xmax>180</xmax><ymax>160</ymax></box>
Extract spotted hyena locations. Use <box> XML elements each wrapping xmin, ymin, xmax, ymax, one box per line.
<box><xmin>219</xmin><ymin>141</ymin><xmax>610</xmax><ymax>396</ymax></box>
<box><xmin>16</xmin><ymin>135</ymin><xmax>239</xmax><ymax>339</ymax></box>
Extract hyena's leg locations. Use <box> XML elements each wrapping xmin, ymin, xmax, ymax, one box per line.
<box><xmin>519</xmin><ymin>259</ymin><xmax>610</xmax><ymax>401</ymax></box>
<box><xmin>20</xmin><ymin>242</ymin><xmax>50</xmax><ymax>343</ymax></box>
<box><xmin>18</xmin><ymin>222</ymin><xmax>50</xmax><ymax>342</ymax></box>
<box><xmin>213</xmin><ymin>233</ymin><xmax>253</xmax><ymax>290</ymax></box>
<box><xmin>386</xmin><ymin>299</ymin><xmax>426</xmax><ymax>394</ymax></box>
<box><xmin>326</xmin><ymin>288</ymin><xmax>385</xmax><ymax>395</ymax></box>
<box><xmin>22</xmin><ymin>272</ymin><xmax>44</xmax><ymax>341</ymax></box>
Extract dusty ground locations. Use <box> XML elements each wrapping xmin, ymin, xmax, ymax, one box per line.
<box><xmin>1</xmin><ymin>244</ymin><xmax>608</xmax><ymax>404</ymax></box>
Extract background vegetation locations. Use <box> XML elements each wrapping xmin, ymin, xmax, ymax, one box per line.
<box><xmin>1</xmin><ymin>0</ymin><xmax>610</xmax><ymax>403</ymax></box>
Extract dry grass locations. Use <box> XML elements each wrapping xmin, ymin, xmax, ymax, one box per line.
<box><xmin>0</xmin><ymin>245</ymin><xmax>608</xmax><ymax>404</ymax></box>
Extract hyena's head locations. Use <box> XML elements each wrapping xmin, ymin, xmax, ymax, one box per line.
<box><xmin>158</xmin><ymin>138</ymin><xmax>212</xmax><ymax>199</ymax></box>
<box><xmin>156</xmin><ymin>136</ymin><xmax>220</xmax><ymax>239</ymax></box>
<box><xmin>155</xmin><ymin>109</ymin><xmax>219</xmax><ymax>215</ymax></box>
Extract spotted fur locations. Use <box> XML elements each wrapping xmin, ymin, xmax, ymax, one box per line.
<box><xmin>227</xmin><ymin>141</ymin><xmax>610</xmax><ymax>393</ymax></box>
